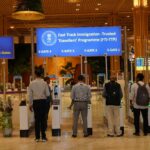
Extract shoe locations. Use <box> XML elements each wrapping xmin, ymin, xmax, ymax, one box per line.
<box><xmin>84</xmin><ymin>134</ymin><xmax>89</xmax><ymax>137</ymax></box>
<box><xmin>72</xmin><ymin>135</ymin><xmax>77</xmax><ymax>138</ymax></box>
<box><xmin>107</xmin><ymin>134</ymin><xmax>114</xmax><ymax>137</ymax></box>
<box><xmin>42</xmin><ymin>138</ymin><xmax>48</xmax><ymax>142</ymax></box>
<box><xmin>133</xmin><ymin>132</ymin><xmax>140</xmax><ymax>136</ymax></box>
<box><xmin>116</xmin><ymin>134</ymin><xmax>123</xmax><ymax>137</ymax></box>
<box><xmin>35</xmin><ymin>139</ymin><xmax>40</xmax><ymax>142</ymax></box>
<box><xmin>144</xmin><ymin>133</ymin><xmax>148</xmax><ymax>136</ymax></box>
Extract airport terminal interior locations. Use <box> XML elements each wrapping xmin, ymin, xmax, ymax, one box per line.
<box><xmin>0</xmin><ymin>0</ymin><xmax>150</xmax><ymax>150</ymax></box>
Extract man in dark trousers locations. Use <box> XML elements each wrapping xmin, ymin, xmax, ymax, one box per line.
<box><xmin>69</xmin><ymin>75</ymin><xmax>91</xmax><ymax>137</ymax></box>
<box><xmin>102</xmin><ymin>75</ymin><xmax>123</xmax><ymax>137</ymax></box>
<box><xmin>44</xmin><ymin>76</ymin><xmax>52</xmax><ymax>130</ymax></box>
<box><xmin>29</xmin><ymin>67</ymin><xmax>50</xmax><ymax>142</ymax></box>
<box><xmin>129</xmin><ymin>73</ymin><xmax>150</xmax><ymax>136</ymax></box>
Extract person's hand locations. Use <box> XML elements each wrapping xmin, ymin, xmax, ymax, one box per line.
<box><xmin>130</xmin><ymin>100</ymin><xmax>134</xmax><ymax>112</ymax></box>
<box><xmin>88</xmin><ymin>100</ymin><xmax>91</xmax><ymax>104</ymax></box>
<box><xmin>130</xmin><ymin>100</ymin><xmax>133</xmax><ymax>106</ymax></box>
<box><xmin>29</xmin><ymin>105</ymin><xmax>33</xmax><ymax>112</ymax></box>
<box><xmin>67</xmin><ymin>106</ymin><xmax>72</xmax><ymax>110</ymax></box>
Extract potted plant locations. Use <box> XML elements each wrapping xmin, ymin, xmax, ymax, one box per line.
<box><xmin>0</xmin><ymin>96</ymin><xmax>13</xmax><ymax>137</ymax></box>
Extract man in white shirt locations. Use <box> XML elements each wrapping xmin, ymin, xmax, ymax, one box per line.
<box><xmin>29</xmin><ymin>67</ymin><xmax>50</xmax><ymax>142</ymax></box>
<box><xmin>69</xmin><ymin>75</ymin><xmax>91</xmax><ymax>137</ymax></box>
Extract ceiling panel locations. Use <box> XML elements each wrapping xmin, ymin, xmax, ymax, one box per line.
<box><xmin>0</xmin><ymin>0</ymin><xmax>148</xmax><ymax>36</ymax></box>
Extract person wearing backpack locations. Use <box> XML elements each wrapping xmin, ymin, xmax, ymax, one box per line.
<box><xmin>102</xmin><ymin>75</ymin><xmax>123</xmax><ymax>137</ymax></box>
<box><xmin>129</xmin><ymin>73</ymin><xmax>150</xmax><ymax>136</ymax></box>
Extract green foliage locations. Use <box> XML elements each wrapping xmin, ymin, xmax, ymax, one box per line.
<box><xmin>0</xmin><ymin>97</ymin><xmax>13</xmax><ymax>129</ymax></box>
<box><xmin>87</xmin><ymin>57</ymin><xmax>106</xmax><ymax>80</ymax></box>
<box><xmin>60</xmin><ymin>62</ymin><xmax>75</xmax><ymax>77</ymax></box>
<box><xmin>8</xmin><ymin>44</ymin><xmax>31</xmax><ymax>76</ymax></box>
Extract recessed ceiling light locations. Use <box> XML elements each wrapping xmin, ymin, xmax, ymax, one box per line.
<box><xmin>10</xmin><ymin>26</ymin><xmax>15</xmax><ymax>29</ymax></box>
<box><xmin>127</xmin><ymin>29</ymin><xmax>130</xmax><ymax>31</ymax></box>
<box><xmin>76</xmin><ymin>8</ymin><xmax>80</xmax><ymax>11</ymax></box>
<box><xmin>126</xmin><ymin>15</ymin><xmax>130</xmax><ymax>18</ymax></box>
<box><xmin>95</xmin><ymin>8</ymin><xmax>99</xmax><ymax>11</ymax></box>
<box><xmin>97</xmin><ymin>3</ymin><xmax>102</xmax><ymax>6</ymax></box>
<box><xmin>104</xmin><ymin>22</ymin><xmax>108</xmax><ymax>25</ymax></box>
<box><xmin>67</xmin><ymin>0</ymin><xmax>80</xmax><ymax>3</ymax></box>
<box><xmin>76</xmin><ymin>3</ymin><xmax>80</xmax><ymax>6</ymax></box>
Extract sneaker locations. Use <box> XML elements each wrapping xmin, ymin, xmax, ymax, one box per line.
<box><xmin>133</xmin><ymin>132</ymin><xmax>140</xmax><ymax>136</ymax></box>
<box><xmin>116</xmin><ymin>134</ymin><xmax>123</xmax><ymax>137</ymax></box>
<box><xmin>84</xmin><ymin>134</ymin><xmax>89</xmax><ymax>137</ymax></box>
<box><xmin>35</xmin><ymin>139</ymin><xmax>40</xmax><ymax>142</ymax></box>
<box><xmin>42</xmin><ymin>138</ymin><xmax>48</xmax><ymax>142</ymax></box>
<box><xmin>107</xmin><ymin>134</ymin><xmax>114</xmax><ymax>137</ymax></box>
<box><xmin>72</xmin><ymin>135</ymin><xmax>77</xmax><ymax>138</ymax></box>
<box><xmin>144</xmin><ymin>133</ymin><xmax>148</xmax><ymax>136</ymax></box>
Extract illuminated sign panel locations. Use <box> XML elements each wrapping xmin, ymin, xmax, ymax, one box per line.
<box><xmin>0</xmin><ymin>37</ymin><xmax>14</xmax><ymax>59</ymax></box>
<box><xmin>136</xmin><ymin>57</ymin><xmax>150</xmax><ymax>70</ymax></box>
<box><xmin>36</xmin><ymin>26</ymin><xmax>122</xmax><ymax>57</ymax></box>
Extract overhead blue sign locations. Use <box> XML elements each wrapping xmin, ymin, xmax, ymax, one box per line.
<box><xmin>0</xmin><ymin>36</ymin><xmax>14</xmax><ymax>59</ymax></box>
<box><xmin>36</xmin><ymin>26</ymin><xmax>122</xmax><ymax>57</ymax></box>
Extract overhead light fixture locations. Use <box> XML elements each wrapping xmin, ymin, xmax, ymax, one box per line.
<box><xmin>133</xmin><ymin>0</ymin><xmax>148</xmax><ymax>7</ymax></box>
<box><xmin>10</xmin><ymin>26</ymin><xmax>15</xmax><ymax>29</ymax></box>
<box><xmin>97</xmin><ymin>3</ymin><xmax>102</xmax><ymax>6</ymax></box>
<box><xmin>75</xmin><ymin>8</ymin><xmax>80</xmax><ymax>11</ymax></box>
<box><xmin>126</xmin><ymin>15</ymin><xmax>130</xmax><ymax>18</ymax></box>
<box><xmin>95</xmin><ymin>8</ymin><xmax>99</xmax><ymax>11</ymax></box>
<box><xmin>12</xmin><ymin>0</ymin><xmax>45</xmax><ymax>20</ymax></box>
<box><xmin>67</xmin><ymin>0</ymin><xmax>80</xmax><ymax>3</ymax></box>
<box><xmin>76</xmin><ymin>3</ymin><xmax>80</xmax><ymax>7</ymax></box>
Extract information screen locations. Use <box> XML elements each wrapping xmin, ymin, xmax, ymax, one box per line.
<box><xmin>0</xmin><ymin>36</ymin><xmax>14</xmax><ymax>59</ymax></box>
<box><xmin>36</xmin><ymin>26</ymin><xmax>122</xmax><ymax>57</ymax></box>
<box><xmin>136</xmin><ymin>57</ymin><xmax>150</xmax><ymax>71</ymax></box>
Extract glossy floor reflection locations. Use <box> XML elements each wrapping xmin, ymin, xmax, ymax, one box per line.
<box><xmin>0</xmin><ymin>91</ymin><xmax>150</xmax><ymax>150</ymax></box>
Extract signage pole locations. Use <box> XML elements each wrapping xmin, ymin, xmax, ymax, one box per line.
<box><xmin>2</xmin><ymin>59</ymin><xmax>6</xmax><ymax>101</ymax></box>
<box><xmin>130</xmin><ymin>61</ymin><xmax>133</xmax><ymax>82</ymax></box>
<box><xmin>80</xmin><ymin>55</ymin><xmax>83</xmax><ymax>75</ymax></box>
<box><xmin>145</xmin><ymin>39</ymin><xmax>148</xmax><ymax>83</ymax></box>
<box><xmin>124</xmin><ymin>26</ymin><xmax>129</xmax><ymax>118</ymax></box>
<box><xmin>84</xmin><ymin>57</ymin><xmax>88</xmax><ymax>84</ymax></box>
<box><xmin>105</xmin><ymin>53</ymin><xmax>108</xmax><ymax>81</ymax></box>
<box><xmin>31</xmin><ymin>28</ymin><xmax>35</xmax><ymax>80</ymax></box>
<box><xmin>43</xmin><ymin>58</ymin><xmax>47</xmax><ymax>77</ymax></box>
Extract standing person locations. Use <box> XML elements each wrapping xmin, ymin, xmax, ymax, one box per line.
<box><xmin>102</xmin><ymin>75</ymin><xmax>123</xmax><ymax>137</ymax></box>
<box><xmin>68</xmin><ymin>75</ymin><xmax>91</xmax><ymax>137</ymax></box>
<box><xmin>29</xmin><ymin>67</ymin><xmax>50</xmax><ymax>142</ymax></box>
<box><xmin>44</xmin><ymin>76</ymin><xmax>52</xmax><ymax>130</ymax></box>
<box><xmin>129</xmin><ymin>73</ymin><xmax>150</xmax><ymax>136</ymax></box>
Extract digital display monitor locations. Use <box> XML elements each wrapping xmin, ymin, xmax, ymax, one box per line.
<box><xmin>36</xmin><ymin>26</ymin><xmax>122</xmax><ymax>57</ymax></box>
<box><xmin>136</xmin><ymin>57</ymin><xmax>150</xmax><ymax>71</ymax></box>
<box><xmin>0</xmin><ymin>36</ymin><xmax>14</xmax><ymax>59</ymax></box>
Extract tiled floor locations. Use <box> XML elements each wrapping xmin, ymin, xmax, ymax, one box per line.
<box><xmin>0</xmin><ymin>91</ymin><xmax>150</xmax><ymax>150</ymax></box>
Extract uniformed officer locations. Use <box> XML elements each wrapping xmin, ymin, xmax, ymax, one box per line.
<box><xmin>69</xmin><ymin>75</ymin><xmax>91</xmax><ymax>137</ymax></box>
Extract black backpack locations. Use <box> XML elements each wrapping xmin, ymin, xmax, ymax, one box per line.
<box><xmin>105</xmin><ymin>82</ymin><xmax>121</xmax><ymax>106</ymax></box>
<box><xmin>136</xmin><ymin>83</ymin><xmax>149</xmax><ymax>106</ymax></box>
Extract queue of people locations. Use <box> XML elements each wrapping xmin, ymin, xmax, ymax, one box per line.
<box><xmin>28</xmin><ymin>68</ymin><xmax>150</xmax><ymax>142</ymax></box>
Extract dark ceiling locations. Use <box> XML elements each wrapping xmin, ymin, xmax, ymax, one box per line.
<box><xmin>0</xmin><ymin>0</ymin><xmax>150</xmax><ymax>37</ymax></box>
